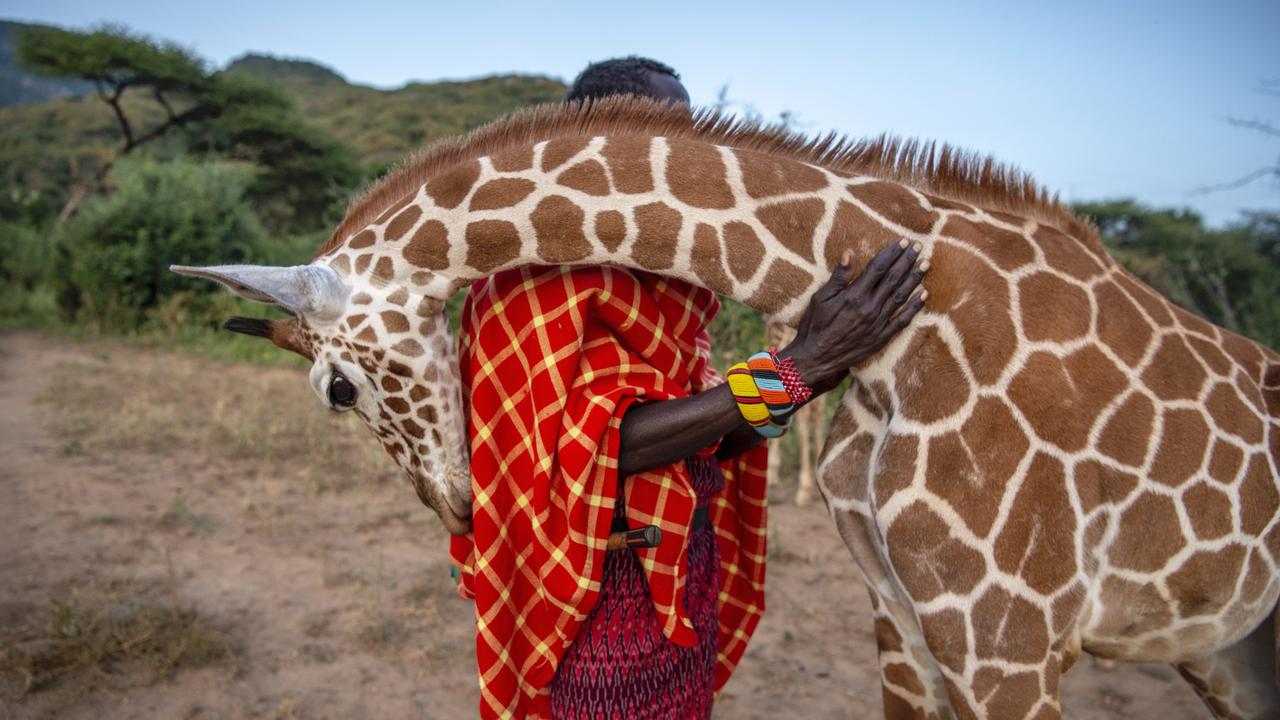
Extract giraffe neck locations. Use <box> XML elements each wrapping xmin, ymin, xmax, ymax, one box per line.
<box><xmin>325</xmin><ymin>133</ymin><xmax>936</xmax><ymax>325</ymax></box>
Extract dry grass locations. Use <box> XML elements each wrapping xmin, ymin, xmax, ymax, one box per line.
<box><xmin>37</xmin><ymin>345</ymin><xmax>398</xmax><ymax>490</ymax></box>
<box><xmin>0</xmin><ymin>582</ymin><xmax>231</xmax><ymax>697</ymax></box>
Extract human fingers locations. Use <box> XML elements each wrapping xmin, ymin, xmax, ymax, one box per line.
<box><xmin>848</xmin><ymin>238</ymin><xmax>908</xmax><ymax>292</ymax></box>
<box><xmin>880</xmin><ymin>289</ymin><xmax>929</xmax><ymax>339</ymax></box>
<box><xmin>862</xmin><ymin>241</ymin><xmax>922</xmax><ymax>309</ymax></box>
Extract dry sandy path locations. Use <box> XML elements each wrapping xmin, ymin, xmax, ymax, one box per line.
<box><xmin>0</xmin><ymin>331</ymin><xmax>1208</xmax><ymax>718</ymax></box>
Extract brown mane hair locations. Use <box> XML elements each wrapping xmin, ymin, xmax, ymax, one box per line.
<box><xmin>317</xmin><ymin>96</ymin><xmax>1096</xmax><ymax>257</ymax></box>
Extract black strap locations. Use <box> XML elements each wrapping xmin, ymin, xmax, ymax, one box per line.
<box><xmin>611</xmin><ymin>505</ymin><xmax>708</xmax><ymax>534</ymax></box>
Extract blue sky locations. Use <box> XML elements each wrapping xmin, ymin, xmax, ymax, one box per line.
<box><xmin>7</xmin><ymin>0</ymin><xmax>1278</xmax><ymax>226</ymax></box>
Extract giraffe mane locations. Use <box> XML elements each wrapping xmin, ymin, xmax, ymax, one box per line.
<box><xmin>318</xmin><ymin>95</ymin><xmax>1097</xmax><ymax>258</ymax></box>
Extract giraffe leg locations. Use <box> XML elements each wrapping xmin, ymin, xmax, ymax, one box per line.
<box><xmin>1175</xmin><ymin>612</ymin><xmax>1280</xmax><ymax>720</ymax></box>
<box><xmin>865</xmin><ymin>586</ymin><xmax>956</xmax><ymax>719</ymax></box>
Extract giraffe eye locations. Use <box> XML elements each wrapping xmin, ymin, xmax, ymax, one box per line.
<box><xmin>328</xmin><ymin>373</ymin><xmax>357</xmax><ymax>409</ymax></box>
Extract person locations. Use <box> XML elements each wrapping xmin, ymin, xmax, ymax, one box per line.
<box><xmin>448</xmin><ymin>56</ymin><xmax>927</xmax><ymax>719</ymax></box>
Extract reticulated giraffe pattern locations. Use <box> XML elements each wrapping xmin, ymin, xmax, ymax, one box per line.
<box><xmin>178</xmin><ymin>100</ymin><xmax>1280</xmax><ymax>719</ymax></box>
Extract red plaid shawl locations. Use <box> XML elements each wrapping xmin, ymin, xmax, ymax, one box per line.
<box><xmin>448</xmin><ymin>265</ymin><xmax>769</xmax><ymax>719</ymax></box>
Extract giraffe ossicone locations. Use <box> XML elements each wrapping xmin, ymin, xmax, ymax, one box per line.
<box><xmin>174</xmin><ymin>97</ymin><xmax>1280</xmax><ymax>719</ymax></box>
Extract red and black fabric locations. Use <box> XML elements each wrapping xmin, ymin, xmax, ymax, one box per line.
<box><xmin>447</xmin><ymin>265</ymin><xmax>769</xmax><ymax>719</ymax></box>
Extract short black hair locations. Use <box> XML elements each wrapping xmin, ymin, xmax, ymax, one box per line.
<box><xmin>565</xmin><ymin>56</ymin><xmax>680</xmax><ymax>103</ymax></box>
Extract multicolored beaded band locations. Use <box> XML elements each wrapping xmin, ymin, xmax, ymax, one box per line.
<box><xmin>747</xmin><ymin>352</ymin><xmax>793</xmax><ymax>417</ymax></box>
<box><xmin>728</xmin><ymin>357</ymin><xmax>791</xmax><ymax>438</ymax></box>
<box><xmin>770</xmin><ymin>346</ymin><xmax>814</xmax><ymax>404</ymax></box>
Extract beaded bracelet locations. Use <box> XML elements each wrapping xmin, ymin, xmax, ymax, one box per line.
<box><xmin>728</xmin><ymin>357</ymin><xmax>791</xmax><ymax>438</ymax></box>
<box><xmin>770</xmin><ymin>345</ymin><xmax>814</xmax><ymax>404</ymax></box>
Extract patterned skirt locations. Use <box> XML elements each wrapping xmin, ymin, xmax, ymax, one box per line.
<box><xmin>548</xmin><ymin>457</ymin><xmax>725</xmax><ymax>720</ymax></box>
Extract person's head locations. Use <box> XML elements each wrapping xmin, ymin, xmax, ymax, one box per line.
<box><xmin>565</xmin><ymin>56</ymin><xmax>690</xmax><ymax>106</ymax></box>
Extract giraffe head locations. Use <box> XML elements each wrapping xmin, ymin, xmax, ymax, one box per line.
<box><xmin>170</xmin><ymin>261</ymin><xmax>473</xmax><ymax>535</ymax></box>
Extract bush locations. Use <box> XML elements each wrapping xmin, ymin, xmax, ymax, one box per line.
<box><xmin>53</xmin><ymin>158</ymin><xmax>270</xmax><ymax>330</ymax></box>
<box><xmin>0</xmin><ymin>219</ymin><xmax>59</xmax><ymax>325</ymax></box>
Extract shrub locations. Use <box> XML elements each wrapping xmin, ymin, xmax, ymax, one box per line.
<box><xmin>53</xmin><ymin>158</ymin><xmax>269</xmax><ymax>330</ymax></box>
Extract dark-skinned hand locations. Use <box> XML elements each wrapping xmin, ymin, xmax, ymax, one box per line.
<box><xmin>778</xmin><ymin>238</ymin><xmax>928</xmax><ymax>396</ymax></box>
<box><xmin>617</xmin><ymin>238</ymin><xmax>929</xmax><ymax>477</ymax></box>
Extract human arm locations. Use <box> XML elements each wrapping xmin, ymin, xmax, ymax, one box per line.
<box><xmin>616</xmin><ymin>239</ymin><xmax>929</xmax><ymax>477</ymax></box>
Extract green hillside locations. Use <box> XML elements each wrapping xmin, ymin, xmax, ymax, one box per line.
<box><xmin>0</xmin><ymin>42</ymin><xmax>565</xmax><ymax>216</ymax></box>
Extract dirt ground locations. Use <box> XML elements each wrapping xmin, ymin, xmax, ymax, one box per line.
<box><xmin>0</xmin><ymin>330</ymin><xmax>1209</xmax><ymax>719</ymax></box>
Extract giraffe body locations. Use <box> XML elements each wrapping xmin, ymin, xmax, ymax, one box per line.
<box><xmin>174</xmin><ymin>99</ymin><xmax>1280</xmax><ymax>719</ymax></box>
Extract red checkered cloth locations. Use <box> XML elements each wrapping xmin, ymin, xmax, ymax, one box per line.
<box><xmin>448</xmin><ymin>265</ymin><xmax>769</xmax><ymax>719</ymax></box>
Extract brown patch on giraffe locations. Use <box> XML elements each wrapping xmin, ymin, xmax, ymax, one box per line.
<box><xmin>380</xmin><ymin>311</ymin><xmax>410</xmax><ymax>334</ymax></box>
<box><xmin>1110</xmin><ymin>493</ymin><xmax>1186</xmax><ymax>572</ymax></box>
<box><xmin>1221</xmin><ymin>330</ymin><xmax>1268</xmax><ymax>378</ymax></box>
<box><xmin>348</xmin><ymin>229</ymin><xmax>375</xmax><ymax>249</ymax></box>
<box><xmin>409</xmin><ymin>385</ymin><xmax>431</xmax><ymax>402</ymax></box>
<box><xmin>386</xmin><ymin>397</ymin><xmax>410</xmax><ymax>414</ymax></box>
<box><xmin>821</xmin><ymin>433</ymin><xmax>874</xmax><ymax>502</ymax></box>
<box><xmin>939</xmin><ymin>215</ymin><xmax>1035</xmax><ymax>271</ymax></box>
<box><xmin>556</xmin><ymin>159</ymin><xmax>611</xmax><ymax>197</ymax></box>
<box><xmin>417</xmin><ymin>404</ymin><xmax>438</xmax><ymax>423</ymax></box>
<box><xmin>972</xmin><ymin>586</ymin><xmax>1050</xmax><ymax>664</ymax></box>
<box><xmin>531</xmin><ymin>195</ymin><xmax>592</xmax><ymax>263</ymax></box>
<box><xmin>1034</xmin><ymin>225</ymin><xmax>1106</xmax><ymax>281</ymax></box>
<box><xmin>756</xmin><ymin>198</ymin><xmax>823</xmax><ymax>263</ymax></box>
<box><xmin>1208</xmin><ymin>440</ymin><xmax>1245</xmax><ymax>484</ymax></box>
<box><xmin>469</xmin><ymin>178</ymin><xmax>536</xmax><ymax>210</ymax></box>
<box><xmin>847</xmin><ymin>182</ymin><xmax>938</xmax><ymax>235</ymax></box>
<box><xmin>392</xmin><ymin>338</ymin><xmax>423</xmax><ymax>357</ymax></box>
<box><xmin>886</xmin><ymin>501</ymin><xmax>985</xmax><ymax>603</ymax></box>
<box><xmin>994</xmin><ymin>453</ymin><xmax>1078</xmax><ymax>593</ymax></box>
<box><xmin>1150</xmin><ymin>409</ymin><xmax>1211</xmax><ymax>487</ymax></box>
<box><xmin>380</xmin><ymin>376</ymin><xmax>402</xmax><ymax>393</ymax></box>
<box><xmin>403</xmin><ymin>219</ymin><xmax>451</xmax><ymax>270</ymax></box>
<box><xmin>925</xmin><ymin>396</ymin><xmax>1027</xmax><ymax>538</ymax></box>
<box><xmin>355</xmin><ymin>254</ymin><xmax>372</xmax><ymax>275</ymax></box>
<box><xmin>425</xmin><ymin>159</ymin><xmax>480</xmax><ymax>210</ymax></box>
<box><xmin>1171</xmin><ymin>304</ymin><xmax>1217</xmax><ymax>338</ymax></box>
<box><xmin>410</xmin><ymin>271</ymin><xmax>433</xmax><ymax>286</ymax></box>
<box><xmin>602</xmin><ymin>136</ymin><xmax>654</xmax><ymax>193</ymax></box>
<box><xmin>918</xmin><ymin>608</ymin><xmax>968</xmax><ymax>674</ymax></box>
<box><xmin>540</xmin><ymin>136</ymin><xmax>590</xmax><ymax>172</ymax></box>
<box><xmin>873</xmin><ymin>435</ymin><xmax>918</xmax><ymax>507</ymax></box>
<box><xmin>873</xmin><ymin>616</ymin><xmax>904</xmax><ymax>653</ymax></box>
<box><xmin>465</xmin><ymin>219</ymin><xmax>522</xmax><ymax>273</ymax></box>
<box><xmin>1166</xmin><ymin>544</ymin><xmax>1248</xmax><ymax>617</ymax></box>
<box><xmin>981</xmin><ymin>671</ymin><xmax>1043</xmax><ymax>720</ymax></box>
<box><xmin>923</xmin><ymin>193</ymin><xmax>974</xmax><ymax>213</ymax></box>
<box><xmin>489</xmin><ymin>144</ymin><xmax>534</xmax><ymax>172</ymax></box>
<box><xmin>329</xmin><ymin>254</ymin><xmax>351</xmax><ymax>275</ymax></box>
<box><xmin>372</xmin><ymin>191</ymin><xmax>416</xmax><ymax>226</ymax></box>
<box><xmin>733</xmin><ymin>147</ymin><xmax>829</xmax><ymax>199</ymax></box>
<box><xmin>853</xmin><ymin>382</ymin><xmax>885</xmax><ymax>420</ymax></box>
<box><xmin>1096</xmin><ymin>393</ymin><xmax>1155</xmax><ymax>467</ymax></box>
<box><xmin>400</xmin><ymin>418</ymin><xmax>425</xmax><ymax>439</ymax></box>
<box><xmin>1094</xmin><ymin>281</ymin><xmax>1154</xmax><ymax>368</ymax></box>
<box><xmin>1187</xmin><ymin>335</ymin><xmax>1233</xmax><ymax>376</ymax></box>
<box><xmin>385</xmin><ymin>204</ymin><xmax>422</xmax><ymax>241</ymax></box>
<box><xmin>1114</xmin><ymin>271</ymin><xmax>1174</xmax><ymax>326</ymax></box>
<box><xmin>594</xmin><ymin>210</ymin><xmax>626</xmax><ymax>252</ymax></box>
<box><xmin>723</xmin><ymin>221</ymin><xmax>766</xmax><ymax>282</ymax></box>
<box><xmin>1241</xmin><ymin>550</ymin><xmax>1270</xmax><ymax>604</ymax></box>
<box><xmin>1018</xmin><ymin>272</ymin><xmax>1091</xmax><ymax>342</ymax></box>
<box><xmin>690</xmin><ymin>223</ymin><xmax>733</xmax><ymax>294</ymax></box>
<box><xmin>893</xmin><ymin>326</ymin><xmax>970</xmax><ymax>423</ymax></box>
<box><xmin>747</xmin><ymin>259</ymin><xmax>814</xmax><ymax>316</ymax></box>
<box><xmin>926</xmin><ymin>243</ymin><xmax>1018</xmax><ymax>386</ymax></box>
<box><xmin>665</xmin><ymin>138</ymin><xmax>735</xmax><ymax>209</ymax></box>
<box><xmin>882</xmin><ymin>663</ymin><xmax>926</xmax><ymax>696</ymax></box>
<box><xmin>631</xmin><ymin>202</ymin><xmax>681</xmax><ymax>271</ymax></box>
<box><xmin>821</xmin><ymin>201</ymin><xmax>899</xmax><ymax>274</ymax></box>
<box><xmin>1143</xmin><ymin>335</ymin><xmax>1209</xmax><ymax>401</ymax></box>
<box><xmin>345</xmin><ymin>313</ymin><xmax>368</xmax><ymax>330</ymax></box>
<box><xmin>1073</xmin><ymin>459</ymin><xmax>1139</xmax><ymax>515</ymax></box>
<box><xmin>1051</xmin><ymin>584</ymin><xmax>1086</xmax><ymax>636</ymax></box>
<box><xmin>1093</xmin><ymin>576</ymin><xmax>1175</xmax><ymax>639</ymax></box>
<box><xmin>1241</xmin><ymin>453</ymin><xmax>1279</xmax><ymax>536</ymax></box>
<box><xmin>355</xmin><ymin>326</ymin><xmax>376</xmax><ymax>343</ymax></box>
<box><xmin>373</xmin><ymin>257</ymin><xmax>394</xmax><ymax>281</ymax></box>
<box><xmin>1008</xmin><ymin>347</ymin><xmax>1128</xmax><ymax>452</ymax></box>
<box><xmin>386</xmin><ymin>288</ymin><xmax>408</xmax><ymax>306</ymax></box>
<box><xmin>1206</xmin><ymin>381</ymin><xmax>1265</xmax><ymax>444</ymax></box>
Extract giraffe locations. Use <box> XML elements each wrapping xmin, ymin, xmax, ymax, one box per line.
<box><xmin>172</xmin><ymin>98</ymin><xmax>1280</xmax><ymax>719</ymax></box>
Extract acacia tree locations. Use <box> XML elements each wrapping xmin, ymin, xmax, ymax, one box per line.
<box><xmin>17</xmin><ymin>24</ymin><xmax>359</xmax><ymax>230</ymax></box>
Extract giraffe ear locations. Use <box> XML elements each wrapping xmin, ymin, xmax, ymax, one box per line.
<box><xmin>169</xmin><ymin>263</ymin><xmax>347</xmax><ymax>321</ymax></box>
